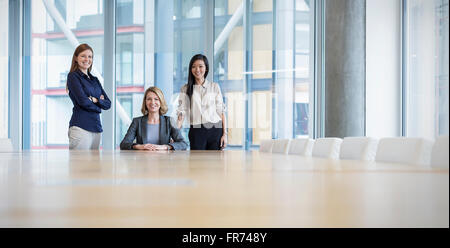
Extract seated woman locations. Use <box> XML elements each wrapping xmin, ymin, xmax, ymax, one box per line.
<box><xmin>120</xmin><ymin>86</ymin><xmax>188</xmax><ymax>151</ymax></box>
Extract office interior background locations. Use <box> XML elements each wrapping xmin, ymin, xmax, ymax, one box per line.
<box><xmin>0</xmin><ymin>0</ymin><xmax>448</xmax><ymax>151</ymax></box>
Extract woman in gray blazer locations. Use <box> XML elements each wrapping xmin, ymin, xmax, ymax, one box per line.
<box><xmin>120</xmin><ymin>86</ymin><xmax>188</xmax><ymax>151</ymax></box>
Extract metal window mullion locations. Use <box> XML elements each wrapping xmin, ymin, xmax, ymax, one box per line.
<box><xmin>205</xmin><ymin>0</ymin><xmax>214</xmax><ymax>82</ymax></box>
<box><xmin>144</xmin><ymin>0</ymin><xmax>154</xmax><ymax>89</ymax></box>
<box><xmin>9</xmin><ymin>0</ymin><xmax>23</xmax><ymax>150</ymax></box>
<box><xmin>308</xmin><ymin>0</ymin><xmax>316</xmax><ymax>139</ymax></box>
<box><xmin>23</xmin><ymin>0</ymin><xmax>31</xmax><ymax>149</ymax></box>
<box><xmin>102</xmin><ymin>0</ymin><xmax>116</xmax><ymax>149</ymax></box>
<box><xmin>291</xmin><ymin>0</ymin><xmax>296</xmax><ymax>139</ymax></box>
<box><xmin>272</xmin><ymin>0</ymin><xmax>276</xmax><ymax>140</ymax></box>
<box><xmin>244</xmin><ymin>0</ymin><xmax>253</xmax><ymax>149</ymax></box>
<box><xmin>401</xmin><ymin>0</ymin><xmax>407</xmax><ymax>137</ymax></box>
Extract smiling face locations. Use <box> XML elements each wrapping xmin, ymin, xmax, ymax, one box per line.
<box><xmin>76</xmin><ymin>49</ymin><xmax>93</xmax><ymax>72</ymax></box>
<box><xmin>145</xmin><ymin>91</ymin><xmax>161</xmax><ymax>115</ymax></box>
<box><xmin>191</xmin><ymin>59</ymin><xmax>206</xmax><ymax>82</ymax></box>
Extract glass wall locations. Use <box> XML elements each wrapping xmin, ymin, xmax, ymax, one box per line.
<box><xmin>19</xmin><ymin>0</ymin><xmax>314</xmax><ymax>150</ymax></box>
<box><xmin>405</xmin><ymin>0</ymin><xmax>449</xmax><ymax>138</ymax></box>
<box><xmin>170</xmin><ymin>0</ymin><xmax>208</xmax><ymax>142</ymax></box>
<box><xmin>115</xmin><ymin>0</ymin><xmax>145</xmax><ymax>147</ymax></box>
<box><xmin>114</xmin><ymin>0</ymin><xmax>209</xmax><ymax>147</ymax></box>
<box><xmin>0</xmin><ymin>0</ymin><xmax>8</xmax><ymax>139</ymax></box>
<box><xmin>25</xmin><ymin>0</ymin><xmax>104</xmax><ymax>149</ymax></box>
<box><xmin>294</xmin><ymin>0</ymin><xmax>313</xmax><ymax>138</ymax></box>
<box><xmin>214</xmin><ymin>0</ymin><xmax>245</xmax><ymax>146</ymax></box>
<box><xmin>213</xmin><ymin>0</ymin><xmax>314</xmax><ymax>148</ymax></box>
<box><xmin>8</xmin><ymin>0</ymin><xmax>450</xmax><ymax>149</ymax></box>
<box><xmin>250</xmin><ymin>0</ymin><xmax>273</xmax><ymax>146</ymax></box>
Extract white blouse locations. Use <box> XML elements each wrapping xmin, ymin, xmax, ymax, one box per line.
<box><xmin>177</xmin><ymin>80</ymin><xmax>226</xmax><ymax>126</ymax></box>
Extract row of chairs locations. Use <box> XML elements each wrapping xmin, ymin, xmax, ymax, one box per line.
<box><xmin>2</xmin><ymin>137</ymin><xmax>448</xmax><ymax>168</ymax></box>
<box><xmin>259</xmin><ymin>136</ymin><xmax>449</xmax><ymax>168</ymax></box>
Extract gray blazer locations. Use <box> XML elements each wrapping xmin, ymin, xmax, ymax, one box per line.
<box><xmin>120</xmin><ymin>115</ymin><xmax>188</xmax><ymax>150</ymax></box>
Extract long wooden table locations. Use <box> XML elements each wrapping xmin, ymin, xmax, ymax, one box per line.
<box><xmin>0</xmin><ymin>150</ymin><xmax>448</xmax><ymax>227</ymax></box>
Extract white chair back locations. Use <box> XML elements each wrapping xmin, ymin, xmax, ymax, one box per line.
<box><xmin>259</xmin><ymin>139</ymin><xmax>274</xmax><ymax>153</ymax></box>
<box><xmin>0</xmin><ymin>139</ymin><xmax>13</xmax><ymax>152</ymax></box>
<box><xmin>287</xmin><ymin>138</ymin><xmax>315</xmax><ymax>156</ymax></box>
<box><xmin>312</xmin><ymin>138</ymin><xmax>343</xmax><ymax>159</ymax></box>
<box><xmin>271</xmin><ymin>139</ymin><xmax>291</xmax><ymax>154</ymax></box>
<box><xmin>339</xmin><ymin>137</ymin><xmax>378</xmax><ymax>161</ymax></box>
<box><xmin>375</xmin><ymin>137</ymin><xmax>433</xmax><ymax>166</ymax></box>
<box><xmin>430</xmin><ymin>135</ymin><xmax>449</xmax><ymax>169</ymax></box>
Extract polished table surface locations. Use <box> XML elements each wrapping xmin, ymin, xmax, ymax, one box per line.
<box><xmin>0</xmin><ymin>150</ymin><xmax>448</xmax><ymax>227</ymax></box>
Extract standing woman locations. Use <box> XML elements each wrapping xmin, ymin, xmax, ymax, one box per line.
<box><xmin>67</xmin><ymin>43</ymin><xmax>111</xmax><ymax>150</ymax></box>
<box><xmin>177</xmin><ymin>54</ymin><xmax>227</xmax><ymax>150</ymax></box>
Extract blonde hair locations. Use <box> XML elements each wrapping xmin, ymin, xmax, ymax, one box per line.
<box><xmin>141</xmin><ymin>86</ymin><xmax>168</xmax><ymax>116</ymax></box>
<box><xmin>67</xmin><ymin>43</ymin><xmax>94</xmax><ymax>90</ymax></box>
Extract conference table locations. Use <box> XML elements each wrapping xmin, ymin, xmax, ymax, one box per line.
<box><xmin>0</xmin><ymin>150</ymin><xmax>448</xmax><ymax>227</ymax></box>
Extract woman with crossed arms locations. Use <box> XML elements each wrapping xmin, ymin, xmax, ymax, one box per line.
<box><xmin>67</xmin><ymin>43</ymin><xmax>111</xmax><ymax>150</ymax></box>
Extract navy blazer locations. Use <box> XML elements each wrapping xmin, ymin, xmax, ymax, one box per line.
<box><xmin>120</xmin><ymin>115</ymin><xmax>188</xmax><ymax>150</ymax></box>
<box><xmin>67</xmin><ymin>69</ymin><xmax>111</xmax><ymax>132</ymax></box>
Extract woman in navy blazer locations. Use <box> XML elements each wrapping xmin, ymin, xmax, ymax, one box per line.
<box><xmin>120</xmin><ymin>87</ymin><xmax>188</xmax><ymax>151</ymax></box>
<box><xmin>67</xmin><ymin>43</ymin><xmax>111</xmax><ymax>150</ymax></box>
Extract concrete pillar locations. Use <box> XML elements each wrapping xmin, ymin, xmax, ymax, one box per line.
<box><xmin>325</xmin><ymin>0</ymin><xmax>366</xmax><ymax>138</ymax></box>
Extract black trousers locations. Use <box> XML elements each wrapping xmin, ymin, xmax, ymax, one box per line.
<box><xmin>189</xmin><ymin>122</ymin><xmax>223</xmax><ymax>150</ymax></box>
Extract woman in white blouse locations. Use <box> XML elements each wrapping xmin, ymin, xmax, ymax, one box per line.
<box><xmin>177</xmin><ymin>54</ymin><xmax>227</xmax><ymax>150</ymax></box>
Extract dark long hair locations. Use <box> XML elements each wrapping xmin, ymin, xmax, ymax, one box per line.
<box><xmin>67</xmin><ymin>44</ymin><xmax>94</xmax><ymax>91</ymax></box>
<box><xmin>186</xmin><ymin>54</ymin><xmax>209</xmax><ymax>100</ymax></box>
